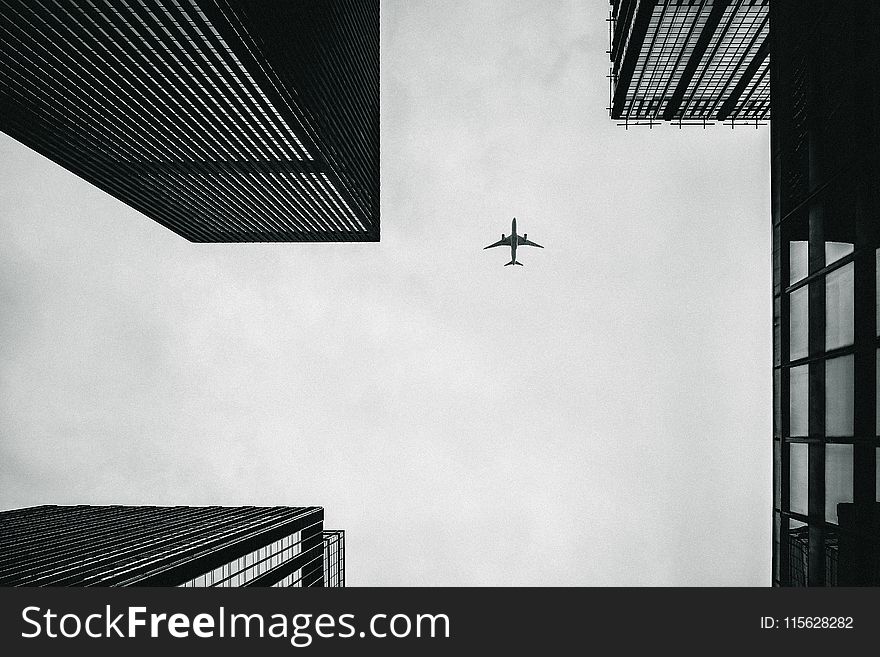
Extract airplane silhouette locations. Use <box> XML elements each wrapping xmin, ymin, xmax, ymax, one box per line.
<box><xmin>483</xmin><ymin>217</ymin><xmax>544</xmax><ymax>266</ymax></box>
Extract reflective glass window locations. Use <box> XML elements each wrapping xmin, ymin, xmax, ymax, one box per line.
<box><xmin>789</xmin><ymin>442</ymin><xmax>808</xmax><ymax>516</ymax></box>
<box><xmin>774</xmin><ymin>440</ymin><xmax>781</xmax><ymax>507</ymax></box>
<box><xmin>774</xmin><ymin>512</ymin><xmax>781</xmax><ymax>581</ymax></box>
<box><xmin>790</xmin><ymin>365</ymin><xmax>809</xmax><ymax>437</ymax></box>
<box><xmin>826</xmin><ymin>355</ymin><xmax>854</xmax><ymax>437</ymax></box>
<box><xmin>825</xmin><ymin>263</ymin><xmax>854</xmax><ymax>351</ymax></box>
<box><xmin>790</xmin><ymin>240</ymin><xmax>809</xmax><ymax>285</ymax></box>
<box><xmin>789</xmin><ymin>286</ymin><xmax>809</xmax><ymax>360</ymax></box>
<box><xmin>774</xmin><ymin>369</ymin><xmax>781</xmax><ymax>438</ymax></box>
<box><xmin>825</xmin><ymin>444</ymin><xmax>853</xmax><ymax>524</ymax></box>
<box><xmin>825</xmin><ymin>241</ymin><xmax>853</xmax><ymax>265</ymax></box>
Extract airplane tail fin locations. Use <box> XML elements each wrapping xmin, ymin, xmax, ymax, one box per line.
<box><xmin>504</xmin><ymin>260</ymin><xmax>524</xmax><ymax>267</ymax></box>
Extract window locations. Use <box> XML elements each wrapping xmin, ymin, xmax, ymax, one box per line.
<box><xmin>790</xmin><ymin>365</ymin><xmax>809</xmax><ymax>437</ymax></box>
<box><xmin>789</xmin><ymin>442</ymin><xmax>808</xmax><ymax>516</ymax></box>
<box><xmin>825</xmin><ymin>355</ymin><xmax>853</xmax><ymax>437</ymax></box>
<box><xmin>824</xmin><ymin>444</ymin><xmax>853</xmax><ymax>524</ymax></box>
<box><xmin>789</xmin><ymin>240</ymin><xmax>808</xmax><ymax>285</ymax></box>
<box><xmin>825</xmin><ymin>241</ymin><xmax>853</xmax><ymax>266</ymax></box>
<box><xmin>789</xmin><ymin>286</ymin><xmax>809</xmax><ymax>360</ymax></box>
<box><xmin>774</xmin><ymin>440</ymin><xmax>781</xmax><ymax>505</ymax></box>
<box><xmin>825</xmin><ymin>263</ymin><xmax>854</xmax><ymax>351</ymax></box>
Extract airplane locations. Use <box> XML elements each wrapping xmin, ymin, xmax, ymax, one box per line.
<box><xmin>483</xmin><ymin>217</ymin><xmax>544</xmax><ymax>266</ymax></box>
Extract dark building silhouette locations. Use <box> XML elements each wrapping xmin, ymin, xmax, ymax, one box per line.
<box><xmin>608</xmin><ymin>0</ymin><xmax>769</xmax><ymax>125</ymax></box>
<box><xmin>0</xmin><ymin>0</ymin><xmax>379</xmax><ymax>241</ymax></box>
<box><xmin>772</xmin><ymin>1</ymin><xmax>880</xmax><ymax>586</ymax></box>
<box><xmin>0</xmin><ymin>505</ymin><xmax>345</xmax><ymax>587</ymax></box>
<box><xmin>608</xmin><ymin>0</ymin><xmax>880</xmax><ymax>585</ymax></box>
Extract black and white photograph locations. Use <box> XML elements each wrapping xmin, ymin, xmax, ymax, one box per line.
<box><xmin>0</xmin><ymin>0</ymin><xmax>878</xmax><ymax>650</ymax></box>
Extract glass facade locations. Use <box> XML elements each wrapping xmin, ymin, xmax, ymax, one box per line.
<box><xmin>180</xmin><ymin>531</ymin><xmax>302</xmax><ymax>587</ymax></box>
<box><xmin>180</xmin><ymin>528</ymin><xmax>347</xmax><ymax>587</ymax></box>
<box><xmin>608</xmin><ymin>0</ymin><xmax>770</xmax><ymax>124</ymax></box>
<box><xmin>0</xmin><ymin>0</ymin><xmax>379</xmax><ymax>241</ymax></box>
<box><xmin>0</xmin><ymin>505</ymin><xmax>337</xmax><ymax>586</ymax></box>
<box><xmin>268</xmin><ymin>530</ymin><xmax>344</xmax><ymax>587</ymax></box>
<box><xmin>322</xmin><ymin>530</ymin><xmax>345</xmax><ymax>588</ymax></box>
<box><xmin>272</xmin><ymin>569</ymin><xmax>303</xmax><ymax>588</ymax></box>
<box><xmin>771</xmin><ymin>1</ymin><xmax>880</xmax><ymax>586</ymax></box>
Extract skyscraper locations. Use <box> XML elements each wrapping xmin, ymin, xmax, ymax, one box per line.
<box><xmin>0</xmin><ymin>505</ymin><xmax>345</xmax><ymax>587</ymax></box>
<box><xmin>608</xmin><ymin>0</ymin><xmax>769</xmax><ymax>124</ymax></box>
<box><xmin>608</xmin><ymin>0</ymin><xmax>880</xmax><ymax>585</ymax></box>
<box><xmin>771</xmin><ymin>0</ymin><xmax>879</xmax><ymax>587</ymax></box>
<box><xmin>0</xmin><ymin>0</ymin><xmax>379</xmax><ymax>242</ymax></box>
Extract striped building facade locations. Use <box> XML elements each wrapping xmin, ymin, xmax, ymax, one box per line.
<box><xmin>0</xmin><ymin>0</ymin><xmax>379</xmax><ymax>241</ymax></box>
<box><xmin>0</xmin><ymin>505</ymin><xmax>345</xmax><ymax>587</ymax></box>
<box><xmin>608</xmin><ymin>0</ymin><xmax>769</xmax><ymax>125</ymax></box>
<box><xmin>322</xmin><ymin>529</ymin><xmax>345</xmax><ymax>588</ymax></box>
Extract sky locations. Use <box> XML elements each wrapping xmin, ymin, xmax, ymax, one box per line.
<box><xmin>0</xmin><ymin>0</ymin><xmax>771</xmax><ymax>586</ymax></box>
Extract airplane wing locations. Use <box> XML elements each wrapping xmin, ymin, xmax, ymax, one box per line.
<box><xmin>483</xmin><ymin>236</ymin><xmax>512</xmax><ymax>249</ymax></box>
<box><xmin>517</xmin><ymin>236</ymin><xmax>544</xmax><ymax>248</ymax></box>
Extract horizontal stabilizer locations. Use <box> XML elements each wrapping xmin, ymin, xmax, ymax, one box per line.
<box><xmin>504</xmin><ymin>260</ymin><xmax>524</xmax><ymax>267</ymax></box>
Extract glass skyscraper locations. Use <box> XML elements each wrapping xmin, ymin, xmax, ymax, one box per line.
<box><xmin>0</xmin><ymin>505</ymin><xmax>345</xmax><ymax>587</ymax></box>
<box><xmin>608</xmin><ymin>0</ymin><xmax>769</xmax><ymax>125</ymax></box>
<box><xmin>0</xmin><ymin>0</ymin><xmax>379</xmax><ymax>241</ymax></box>
<box><xmin>771</xmin><ymin>0</ymin><xmax>880</xmax><ymax>586</ymax></box>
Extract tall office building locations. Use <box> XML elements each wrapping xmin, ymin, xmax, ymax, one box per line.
<box><xmin>608</xmin><ymin>0</ymin><xmax>880</xmax><ymax>585</ymax></box>
<box><xmin>771</xmin><ymin>0</ymin><xmax>880</xmax><ymax>587</ymax></box>
<box><xmin>0</xmin><ymin>505</ymin><xmax>345</xmax><ymax>587</ymax></box>
<box><xmin>608</xmin><ymin>0</ymin><xmax>769</xmax><ymax>124</ymax></box>
<box><xmin>0</xmin><ymin>0</ymin><xmax>379</xmax><ymax>241</ymax></box>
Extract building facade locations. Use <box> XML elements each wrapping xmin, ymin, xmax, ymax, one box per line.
<box><xmin>609</xmin><ymin>0</ymin><xmax>880</xmax><ymax>585</ymax></box>
<box><xmin>0</xmin><ymin>505</ymin><xmax>345</xmax><ymax>587</ymax></box>
<box><xmin>608</xmin><ymin>0</ymin><xmax>769</xmax><ymax>124</ymax></box>
<box><xmin>322</xmin><ymin>530</ymin><xmax>345</xmax><ymax>588</ymax></box>
<box><xmin>0</xmin><ymin>0</ymin><xmax>379</xmax><ymax>241</ymax></box>
<box><xmin>771</xmin><ymin>0</ymin><xmax>880</xmax><ymax>586</ymax></box>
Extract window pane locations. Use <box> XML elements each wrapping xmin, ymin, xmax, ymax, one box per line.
<box><xmin>790</xmin><ymin>365</ymin><xmax>809</xmax><ymax>437</ymax></box>
<box><xmin>774</xmin><ymin>369</ymin><xmax>781</xmax><ymax>438</ymax></box>
<box><xmin>825</xmin><ymin>241</ymin><xmax>853</xmax><ymax>265</ymax></box>
<box><xmin>787</xmin><ymin>517</ymin><xmax>809</xmax><ymax>586</ymax></box>
<box><xmin>790</xmin><ymin>240</ymin><xmax>809</xmax><ymax>285</ymax></box>
<box><xmin>825</xmin><ymin>262</ymin><xmax>854</xmax><ymax>351</ymax></box>
<box><xmin>789</xmin><ymin>286</ymin><xmax>808</xmax><ymax>360</ymax></box>
<box><xmin>789</xmin><ymin>442</ymin><xmax>808</xmax><ymax>516</ymax></box>
<box><xmin>774</xmin><ymin>512</ymin><xmax>781</xmax><ymax>581</ymax></box>
<box><xmin>774</xmin><ymin>296</ymin><xmax>782</xmax><ymax>367</ymax></box>
<box><xmin>774</xmin><ymin>440</ymin><xmax>781</xmax><ymax>508</ymax></box>
<box><xmin>825</xmin><ymin>444</ymin><xmax>853</xmax><ymax>524</ymax></box>
<box><xmin>826</xmin><ymin>355</ymin><xmax>854</xmax><ymax>437</ymax></box>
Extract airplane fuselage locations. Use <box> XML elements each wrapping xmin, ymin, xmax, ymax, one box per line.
<box><xmin>509</xmin><ymin>218</ymin><xmax>517</xmax><ymax>262</ymax></box>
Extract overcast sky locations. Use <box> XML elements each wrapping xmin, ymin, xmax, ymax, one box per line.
<box><xmin>0</xmin><ymin>0</ymin><xmax>770</xmax><ymax>585</ymax></box>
